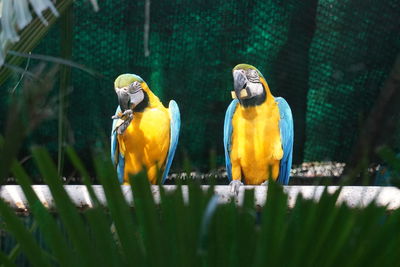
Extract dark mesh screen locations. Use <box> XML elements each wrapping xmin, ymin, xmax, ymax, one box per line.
<box><xmin>1</xmin><ymin>0</ymin><xmax>400</xmax><ymax>171</ymax></box>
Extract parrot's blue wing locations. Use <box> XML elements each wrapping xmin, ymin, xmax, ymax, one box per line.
<box><xmin>223</xmin><ymin>99</ymin><xmax>239</xmax><ymax>182</ymax></box>
<box><xmin>162</xmin><ymin>100</ymin><xmax>181</xmax><ymax>184</ymax></box>
<box><xmin>111</xmin><ymin>106</ymin><xmax>124</xmax><ymax>184</ymax></box>
<box><xmin>275</xmin><ymin>97</ymin><xmax>294</xmax><ymax>185</ymax></box>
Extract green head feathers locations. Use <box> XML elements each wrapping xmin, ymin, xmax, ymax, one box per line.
<box><xmin>114</xmin><ymin>74</ymin><xmax>145</xmax><ymax>88</ymax></box>
<box><xmin>233</xmin><ymin>64</ymin><xmax>265</xmax><ymax>79</ymax></box>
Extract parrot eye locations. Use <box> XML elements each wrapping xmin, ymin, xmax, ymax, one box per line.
<box><xmin>129</xmin><ymin>81</ymin><xmax>142</xmax><ymax>94</ymax></box>
<box><xmin>246</xmin><ymin>69</ymin><xmax>259</xmax><ymax>82</ymax></box>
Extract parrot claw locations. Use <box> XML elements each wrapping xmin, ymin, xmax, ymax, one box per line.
<box><xmin>112</xmin><ymin>109</ymin><xmax>134</xmax><ymax>134</ymax></box>
<box><xmin>122</xmin><ymin>110</ymin><xmax>133</xmax><ymax>116</ymax></box>
<box><xmin>260</xmin><ymin>180</ymin><xmax>269</xmax><ymax>186</ymax></box>
<box><xmin>111</xmin><ymin>110</ymin><xmax>133</xmax><ymax>120</ymax></box>
<box><xmin>229</xmin><ymin>180</ymin><xmax>243</xmax><ymax>196</ymax></box>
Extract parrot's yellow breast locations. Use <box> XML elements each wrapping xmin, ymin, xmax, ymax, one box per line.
<box><xmin>230</xmin><ymin>98</ymin><xmax>283</xmax><ymax>184</ymax></box>
<box><xmin>117</xmin><ymin>105</ymin><xmax>170</xmax><ymax>184</ymax></box>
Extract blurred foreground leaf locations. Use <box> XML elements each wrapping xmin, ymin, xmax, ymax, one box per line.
<box><xmin>1</xmin><ymin>148</ymin><xmax>400</xmax><ymax>266</ymax></box>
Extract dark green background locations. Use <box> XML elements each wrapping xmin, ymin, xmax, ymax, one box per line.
<box><xmin>1</xmin><ymin>0</ymin><xmax>400</xmax><ymax>172</ymax></box>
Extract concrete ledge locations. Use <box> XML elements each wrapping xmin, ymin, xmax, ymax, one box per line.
<box><xmin>1</xmin><ymin>185</ymin><xmax>400</xmax><ymax>211</ymax></box>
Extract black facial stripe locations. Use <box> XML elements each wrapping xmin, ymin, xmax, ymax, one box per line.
<box><xmin>245</xmin><ymin>69</ymin><xmax>259</xmax><ymax>79</ymax></box>
<box><xmin>129</xmin><ymin>82</ymin><xmax>142</xmax><ymax>94</ymax></box>
<box><xmin>248</xmin><ymin>77</ymin><xmax>260</xmax><ymax>83</ymax></box>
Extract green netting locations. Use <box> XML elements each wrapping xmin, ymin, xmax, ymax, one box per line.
<box><xmin>1</xmin><ymin>0</ymin><xmax>400</xmax><ymax>171</ymax></box>
<box><xmin>305</xmin><ymin>0</ymin><xmax>400</xmax><ymax>161</ymax></box>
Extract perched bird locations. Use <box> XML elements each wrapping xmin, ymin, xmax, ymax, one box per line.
<box><xmin>111</xmin><ymin>74</ymin><xmax>180</xmax><ymax>184</ymax></box>
<box><xmin>224</xmin><ymin>64</ymin><xmax>293</xmax><ymax>193</ymax></box>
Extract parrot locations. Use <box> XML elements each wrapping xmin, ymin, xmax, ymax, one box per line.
<box><xmin>223</xmin><ymin>64</ymin><xmax>294</xmax><ymax>194</ymax></box>
<box><xmin>111</xmin><ymin>73</ymin><xmax>180</xmax><ymax>184</ymax></box>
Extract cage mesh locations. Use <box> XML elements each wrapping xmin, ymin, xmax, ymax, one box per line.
<box><xmin>1</xmin><ymin>0</ymin><xmax>400</xmax><ymax>171</ymax></box>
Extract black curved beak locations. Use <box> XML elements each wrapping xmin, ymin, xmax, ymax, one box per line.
<box><xmin>117</xmin><ymin>89</ymin><xmax>145</xmax><ymax>112</ymax></box>
<box><xmin>233</xmin><ymin>70</ymin><xmax>250</xmax><ymax>99</ymax></box>
<box><xmin>117</xmin><ymin>90</ymin><xmax>130</xmax><ymax>112</ymax></box>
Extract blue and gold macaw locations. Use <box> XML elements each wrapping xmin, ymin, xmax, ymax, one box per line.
<box><xmin>111</xmin><ymin>74</ymin><xmax>180</xmax><ymax>184</ymax></box>
<box><xmin>224</xmin><ymin>64</ymin><xmax>294</xmax><ymax>192</ymax></box>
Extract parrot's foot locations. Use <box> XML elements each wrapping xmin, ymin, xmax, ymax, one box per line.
<box><xmin>116</xmin><ymin>118</ymin><xmax>132</xmax><ymax>134</ymax></box>
<box><xmin>111</xmin><ymin>109</ymin><xmax>133</xmax><ymax>119</ymax></box>
<box><xmin>260</xmin><ymin>180</ymin><xmax>269</xmax><ymax>186</ymax></box>
<box><xmin>229</xmin><ymin>180</ymin><xmax>243</xmax><ymax>196</ymax></box>
<box><xmin>122</xmin><ymin>109</ymin><xmax>133</xmax><ymax>117</ymax></box>
<box><xmin>112</xmin><ymin>109</ymin><xmax>134</xmax><ymax>134</ymax></box>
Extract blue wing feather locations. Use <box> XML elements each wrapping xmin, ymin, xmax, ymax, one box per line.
<box><xmin>223</xmin><ymin>99</ymin><xmax>239</xmax><ymax>182</ymax></box>
<box><xmin>161</xmin><ymin>100</ymin><xmax>181</xmax><ymax>184</ymax></box>
<box><xmin>275</xmin><ymin>97</ymin><xmax>294</xmax><ymax>185</ymax></box>
<box><xmin>111</xmin><ymin>106</ymin><xmax>124</xmax><ymax>184</ymax></box>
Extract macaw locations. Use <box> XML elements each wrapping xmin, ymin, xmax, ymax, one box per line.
<box><xmin>111</xmin><ymin>74</ymin><xmax>180</xmax><ymax>184</ymax></box>
<box><xmin>223</xmin><ymin>64</ymin><xmax>294</xmax><ymax>193</ymax></box>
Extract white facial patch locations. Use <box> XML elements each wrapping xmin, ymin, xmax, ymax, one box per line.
<box><xmin>129</xmin><ymin>90</ymin><xmax>145</xmax><ymax>107</ymax></box>
<box><xmin>246</xmin><ymin>82</ymin><xmax>264</xmax><ymax>97</ymax></box>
